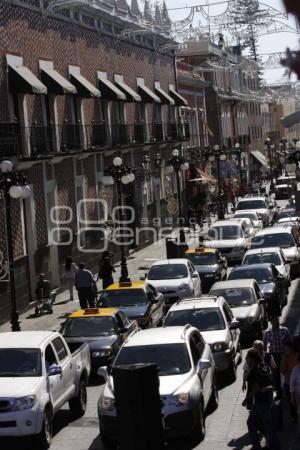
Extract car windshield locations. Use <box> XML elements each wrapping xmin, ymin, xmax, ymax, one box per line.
<box><xmin>99</xmin><ymin>289</ymin><xmax>147</xmax><ymax>307</ymax></box>
<box><xmin>165</xmin><ymin>308</ymin><xmax>225</xmax><ymax>331</ymax></box>
<box><xmin>277</xmin><ymin>210</ymin><xmax>297</xmax><ymax>220</ymax></box>
<box><xmin>207</xmin><ymin>225</ymin><xmax>242</xmax><ymax>240</ymax></box>
<box><xmin>243</xmin><ymin>253</ymin><xmax>281</xmax><ymax>266</ymax></box>
<box><xmin>251</xmin><ymin>233</ymin><xmax>294</xmax><ymax>249</ymax></box>
<box><xmin>0</xmin><ymin>349</ymin><xmax>42</xmax><ymax>377</ymax></box>
<box><xmin>237</xmin><ymin>200</ymin><xmax>266</xmax><ymax>210</ymax></box>
<box><xmin>148</xmin><ymin>264</ymin><xmax>188</xmax><ymax>280</ymax></box>
<box><xmin>185</xmin><ymin>253</ymin><xmax>217</xmax><ymax>265</ymax></box>
<box><xmin>211</xmin><ymin>288</ymin><xmax>255</xmax><ymax>307</ymax></box>
<box><xmin>229</xmin><ymin>268</ymin><xmax>273</xmax><ymax>284</ymax></box>
<box><xmin>62</xmin><ymin>317</ymin><xmax>117</xmax><ymax>337</ymax></box>
<box><xmin>115</xmin><ymin>344</ymin><xmax>191</xmax><ymax>376</ymax></box>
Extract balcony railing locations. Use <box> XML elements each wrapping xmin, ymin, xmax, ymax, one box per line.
<box><xmin>60</xmin><ymin>123</ymin><xmax>81</xmax><ymax>152</ymax></box>
<box><xmin>111</xmin><ymin>124</ymin><xmax>130</xmax><ymax>146</ymax></box>
<box><xmin>0</xmin><ymin>120</ymin><xmax>192</xmax><ymax>158</ymax></box>
<box><xmin>0</xmin><ymin>122</ymin><xmax>21</xmax><ymax>157</ymax></box>
<box><xmin>29</xmin><ymin>125</ymin><xmax>55</xmax><ymax>156</ymax></box>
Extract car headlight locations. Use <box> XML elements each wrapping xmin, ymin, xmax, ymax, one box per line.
<box><xmin>92</xmin><ymin>348</ymin><xmax>112</xmax><ymax>358</ymax></box>
<box><xmin>101</xmin><ymin>396</ymin><xmax>115</xmax><ymax>411</ymax></box>
<box><xmin>11</xmin><ymin>396</ymin><xmax>36</xmax><ymax>411</ymax></box>
<box><xmin>211</xmin><ymin>342</ymin><xmax>227</xmax><ymax>353</ymax></box>
<box><xmin>178</xmin><ymin>283</ymin><xmax>189</xmax><ymax>291</ymax></box>
<box><xmin>173</xmin><ymin>393</ymin><xmax>190</xmax><ymax>406</ymax></box>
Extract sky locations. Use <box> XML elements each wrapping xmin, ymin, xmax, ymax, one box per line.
<box><xmin>145</xmin><ymin>0</ymin><xmax>300</xmax><ymax>83</ymax></box>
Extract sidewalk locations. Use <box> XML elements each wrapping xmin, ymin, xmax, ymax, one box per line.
<box><xmin>0</xmin><ymin>228</ymin><xmax>203</xmax><ymax>333</ymax></box>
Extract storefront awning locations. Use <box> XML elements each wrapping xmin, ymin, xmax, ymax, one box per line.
<box><xmin>70</xmin><ymin>73</ymin><xmax>100</xmax><ymax>98</ymax></box>
<box><xmin>138</xmin><ymin>84</ymin><xmax>161</xmax><ymax>104</ymax></box>
<box><xmin>8</xmin><ymin>65</ymin><xmax>47</xmax><ymax>95</ymax></box>
<box><xmin>169</xmin><ymin>88</ymin><xmax>188</xmax><ymax>107</ymax></box>
<box><xmin>250</xmin><ymin>150</ymin><xmax>270</xmax><ymax>169</ymax></box>
<box><xmin>41</xmin><ymin>68</ymin><xmax>76</xmax><ymax>95</ymax></box>
<box><xmin>114</xmin><ymin>80</ymin><xmax>141</xmax><ymax>102</ymax></box>
<box><xmin>155</xmin><ymin>86</ymin><xmax>175</xmax><ymax>105</ymax></box>
<box><xmin>98</xmin><ymin>78</ymin><xmax>126</xmax><ymax>101</ymax></box>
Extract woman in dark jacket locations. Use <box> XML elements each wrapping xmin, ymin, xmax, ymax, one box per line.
<box><xmin>98</xmin><ymin>251</ymin><xmax>116</xmax><ymax>289</ymax></box>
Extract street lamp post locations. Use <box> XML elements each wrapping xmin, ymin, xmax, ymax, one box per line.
<box><xmin>264</xmin><ymin>138</ymin><xmax>274</xmax><ymax>190</ymax></box>
<box><xmin>166</xmin><ymin>149</ymin><xmax>189</xmax><ymax>243</ymax></box>
<box><xmin>101</xmin><ymin>157</ymin><xmax>135</xmax><ymax>283</ymax></box>
<box><xmin>0</xmin><ymin>160</ymin><xmax>31</xmax><ymax>331</ymax></box>
<box><xmin>280</xmin><ymin>137</ymin><xmax>288</xmax><ymax>175</ymax></box>
<box><xmin>234</xmin><ymin>142</ymin><xmax>243</xmax><ymax>195</ymax></box>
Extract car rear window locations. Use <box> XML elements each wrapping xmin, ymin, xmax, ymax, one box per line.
<box><xmin>165</xmin><ymin>307</ymin><xmax>225</xmax><ymax>331</ymax></box>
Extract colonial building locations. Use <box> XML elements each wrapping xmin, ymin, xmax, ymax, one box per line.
<box><xmin>0</xmin><ymin>0</ymin><xmax>191</xmax><ymax>323</ymax></box>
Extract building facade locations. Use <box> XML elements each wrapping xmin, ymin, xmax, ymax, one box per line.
<box><xmin>0</xmin><ymin>0</ymin><xmax>191</xmax><ymax>323</ymax></box>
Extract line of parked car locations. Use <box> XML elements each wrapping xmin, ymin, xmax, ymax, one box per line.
<box><xmin>2</xmin><ymin>191</ymin><xmax>300</xmax><ymax>449</ymax></box>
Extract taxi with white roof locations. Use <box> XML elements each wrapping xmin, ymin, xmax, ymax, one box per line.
<box><xmin>97</xmin><ymin>281</ymin><xmax>164</xmax><ymax>328</ymax></box>
<box><xmin>184</xmin><ymin>247</ymin><xmax>227</xmax><ymax>293</ymax></box>
<box><xmin>60</xmin><ymin>308</ymin><xmax>137</xmax><ymax>371</ymax></box>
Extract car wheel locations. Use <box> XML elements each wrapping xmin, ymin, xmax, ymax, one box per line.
<box><xmin>33</xmin><ymin>406</ymin><xmax>52</xmax><ymax>450</ymax></box>
<box><xmin>207</xmin><ymin>378</ymin><xmax>219</xmax><ymax>414</ymax></box>
<box><xmin>69</xmin><ymin>378</ymin><xmax>87</xmax><ymax>418</ymax></box>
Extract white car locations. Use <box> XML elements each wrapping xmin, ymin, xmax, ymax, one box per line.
<box><xmin>242</xmin><ymin>247</ymin><xmax>291</xmax><ymax>287</ymax></box>
<box><xmin>145</xmin><ymin>259</ymin><xmax>201</xmax><ymax>308</ymax></box>
<box><xmin>204</xmin><ymin>219</ymin><xmax>250</xmax><ymax>262</ymax></box>
<box><xmin>0</xmin><ymin>331</ymin><xmax>91</xmax><ymax>448</ymax></box>
<box><xmin>250</xmin><ymin>226</ymin><xmax>300</xmax><ymax>264</ymax></box>
<box><xmin>236</xmin><ymin>196</ymin><xmax>272</xmax><ymax>226</ymax></box>
<box><xmin>233</xmin><ymin>210</ymin><xmax>263</xmax><ymax>230</ymax></box>
<box><xmin>164</xmin><ymin>296</ymin><xmax>241</xmax><ymax>379</ymax></box>
<box><xmin>98</xmin><ymin>326</ymin><xmax>217</xmax><ymax>444</ymax></box>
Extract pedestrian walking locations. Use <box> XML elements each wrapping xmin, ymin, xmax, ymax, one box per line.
<box><xmin>98</xmin><ymin>251</ymin><xmax>116</xmax><ymax>289</ymax></box>
<box><xmin>281</xmin><ymin>340</ymin><xmax>298</xmax><ymax>422</ymax></box>
<box><xmin>290</xmin><ymin>353</ymin><xmax>300</xmax><ymax>439</ymax></box>
<box><xmin>63</xmin><ymin>256</ymin><xmax>77</xmax><ymax>301</ymax></box>
<box><xmin>263</xmin><ymin>315</ymin><xmax>291</xmax><ymax>399</ymax></box>
<box><xmin>75</xmin><ymin>263</ymin><xmax>97</xmax><ymax>309</ymax></box>
<box><xmin>244</xmin><ymin>348</ymin><xmax>281</xmax><ymax>450</ymax></box>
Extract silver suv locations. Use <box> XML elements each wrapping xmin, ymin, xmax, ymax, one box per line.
<box><xmin>164</xmin><ymin>296</ymin><xmax>241</xmax><ymax>380</ymax></box>
<box><xmin>97</xmin><ymin>326</ymin><xmax>217</xmax><ymax>444</ymax></box>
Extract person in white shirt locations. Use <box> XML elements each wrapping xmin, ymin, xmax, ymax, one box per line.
<box><xmin>290</xmin><ymin>353</ymin><xmax>300</xmax><ymax>439</ymax></box>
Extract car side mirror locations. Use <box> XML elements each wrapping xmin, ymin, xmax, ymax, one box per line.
<box><xmin>197</xmin><ymin>358</ymin><xmax>211</xmax><ymax>372</ymax></box>
<box><xmin>258</xmin><ymin>299</ymin><xmax>265</xmax><ymax>304</ymax></box>
<box><xmin>97</xmin><ymin>366</ymin><xmax>109</xmax><ymax>382</ymax></box>
<box><xmin>119</xmin><ymin>326</ymin><xmax>129</xmax><ymax>334</ymax></box>
<box><xmin>48</xmin><ymin>364</ymin><xmax>62</xmax><ymax>376</ymax></box>
<box><xmin>229</xmin><ymin>321</ymin><xmax>240</xmax><ymax>330</ymax></box>
<box><xmin>192</xmin><ymin>272</ymin><xmax>199</xmax><ymax>279</ymax></box>
<box><xmin>151</xmin><ymin>297</ymin><xmax>158</xmax><ymax>304</ymax></box>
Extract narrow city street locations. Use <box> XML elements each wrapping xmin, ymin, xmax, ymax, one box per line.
<box><xmin>1</xmin><ymin>209</ymin><xmax>300</xmax><ymax>450</ymax></box>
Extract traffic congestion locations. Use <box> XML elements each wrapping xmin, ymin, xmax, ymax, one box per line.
<box><xmin>1</xmin><ymin>180</ymin><xmax>300</xmax><ymax>450</ymax></box>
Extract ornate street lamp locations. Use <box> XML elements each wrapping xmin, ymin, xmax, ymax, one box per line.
<box><xmin>166</xmin><ymin>149</ymin><xmax>189</xmax><ymax>243</ymax></box>
<box><xmin>279</xmin><ymin>137</ymin><xmax>288</xmax><ymax>175</ymax></box>
<box><xmin>264</xmin><ymin>138</ymin><xmax>274</xmax><ymax>189</ymax></box>
<box><xmin>101</xmin><ymin>157</ymin><xmax>135</xmax><ymax>282</ymax></box>
<box><xmin>0</xmin><ymin>160</ymin><xmax>31</xmax><ymax>331</ymax></box>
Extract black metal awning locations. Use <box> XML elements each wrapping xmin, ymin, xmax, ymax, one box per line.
<box><xmin>41</xmin><ymin>68</ymin><xmax>76</xmax><ymax>95</ymax></box>
<box><xmin>8</xmin><ymin>65</ymin><xmax>47</xmax><ymax>95</ymax></box>
<box><xmin>114</xmin><ymin>80</ymin><xmax>141</xmax><ymax>102</ymax></box>
<box><xmin>97</xmin><ymin>78</ymin><xmax>126</xmax><ymax>101</ymax></box>
<box><xmin>155</xmin><ymin>86</ymin><xmax>175</xmax><ymax>105</ymax></box>
<box><xmin>169</xmin><ymin>88</ymin><xmax>188</xmax><ymax>107</ymax></box>
<box><xmin>70</xmin><ymin>73</ymin><xmax>100</xmax><ymax>98</ymax></box>
<box><xmin>138</xmin><ymin>84</ymin><xmax>161</xmax><ymax>104</ymax></box>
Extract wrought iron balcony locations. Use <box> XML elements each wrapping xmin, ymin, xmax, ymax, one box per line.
<box><xmin>86</xmin><ymin>122</ymin><xmax>107</xmax><ymax>148</ymax></box>
<box><xmin>60</xmin><ymin>123</ymin><xmax>81</xmax><ymax>152</ymax></box>
<box><xmin>111</xmin><ymin>124</ymin><xmax>130</xmax><ymax>146</ymax></box>
<box><xmin>0</xmin><ymin>122</ymin><xmax>21</xmax><ymax>157</ymax></box>
<box><xmin>29</xmin><ymin>125</ymin><xmax>55</xmax><ymax>156</ymax></box>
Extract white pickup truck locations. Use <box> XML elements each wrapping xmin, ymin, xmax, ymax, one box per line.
<box><xmin>0</xmin><ymin>331</ymin><xmax>91</xmax><ymax>449</ymax></box>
